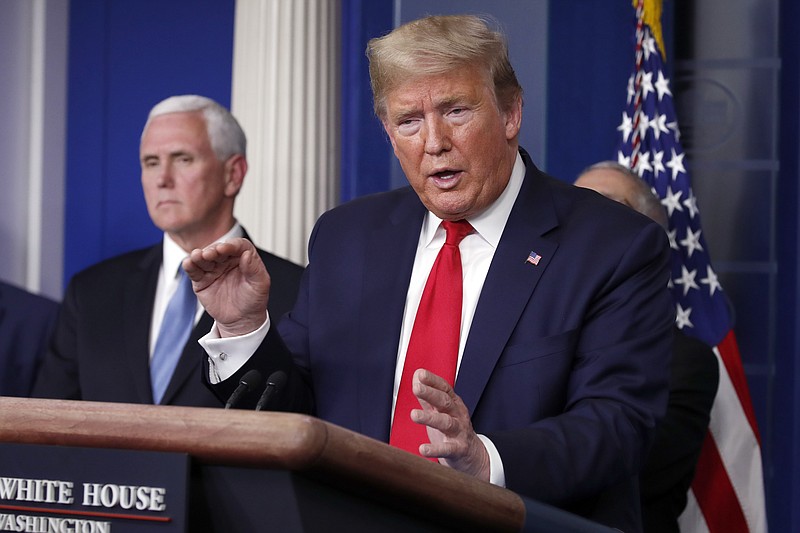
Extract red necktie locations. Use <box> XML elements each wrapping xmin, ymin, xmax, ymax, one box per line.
<box><xmin>390</xmin><ymin>219</ymin><xmax>473</xmax><ymax>458</ymax></box>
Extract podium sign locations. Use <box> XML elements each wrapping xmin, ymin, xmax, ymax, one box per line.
<box><xmin>0</xmin><ymin>443</ymin><xmax>188</xmax><ymax>532</ymax></box>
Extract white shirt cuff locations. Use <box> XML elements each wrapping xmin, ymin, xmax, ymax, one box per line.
<box><xmin>199</xmin><ymin>315</ymin><xmax>271</xmax><ymax>383</ymax></box>
<box><xmin>477</xmin><ymin>434</ymin><xmax>506</xmax><ymax>487</ymax></box>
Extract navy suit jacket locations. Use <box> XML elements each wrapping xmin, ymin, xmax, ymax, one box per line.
<box><xmin>0</xmin><ymin>281</ymin><xmax>59</xmax><ymax>397</ymax></box>
<box><xmin>33</xmin><ymin>232</ymin><xmax>303</xmax><ymax>407</ymax></box>
<box><xmin>640</xmin><ymin>328</ymin><xmax>719</xmax><ymax>532</ymax></box>
<box><xmin>212</xmin><ymin>151</ymin><xmax>674</xmax><ymax>531</ymax></box>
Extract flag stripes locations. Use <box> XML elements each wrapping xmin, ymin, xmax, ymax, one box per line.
<box><xmin>692</xmin><ymin>432</ymin><xmax>750</xmax><ymax>532</ymax></box>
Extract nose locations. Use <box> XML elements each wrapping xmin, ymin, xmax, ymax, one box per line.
<box><xmin>155</xmin><ymin>164</ymin><xmax>173</xmax><ymax>188</ymax></box>
<box><xmin>423</xmin><ymin>116</ymin><xmax>452</xmax><ymax>155</ymax></box>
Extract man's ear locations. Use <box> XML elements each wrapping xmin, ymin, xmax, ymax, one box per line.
<box><xmin>224</xmin><ymin>154</ymin><xmax>247</xmax><ymax>197</ymax></box>
<box><xmin>504</xmin><ymin>95</ymin><xmax>523</xmax><ymax>141</ymax></box>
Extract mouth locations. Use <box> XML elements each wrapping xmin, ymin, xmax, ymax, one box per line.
<box><xmin>429</xmin><ymin>169</ymin><xmax>462</xmax><ymax>190</ymax></box>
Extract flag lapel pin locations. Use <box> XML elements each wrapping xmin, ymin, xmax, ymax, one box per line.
<box><xmin>525</xmin><ymin>251</ymin><xmax>542</xmax><ymax>266</ymax></box>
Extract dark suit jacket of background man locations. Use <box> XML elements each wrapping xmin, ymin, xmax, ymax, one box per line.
<box><xmin>0</xmin><ymin>281</ymin><xmax>59</xmax><ymax>397</ymax></box>
<box><xmin>640</xmin><ymin>327</ymin><xmax>720</xmax><ymax>533</ymax></box>
<box><xmin>33</xmin><ymin>232</ymin><xmax>303</xmax><ymax>406</ymax></box>
<box><xmin>210</xmin><ymin>150</ymin><xmax>675</xmax><ymax>532</ymax></box>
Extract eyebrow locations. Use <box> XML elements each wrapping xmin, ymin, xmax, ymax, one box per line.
<box><xmin>388</xmin><ymin>94</ymin><xmax>473</xmax><ymax>123</ymax></box>
<box><xmin>141</xmin><ymin>150</ymin><xmax>194</xmax><ymax>162</ymax></box>
<box><xmin>434</xmin><ymin>95</ymin><xmax>468</xmax><ymax>109</ymax></box>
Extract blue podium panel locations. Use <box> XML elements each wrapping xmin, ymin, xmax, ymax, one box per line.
<box><xmin>0</xmin><ymin>443</ymin><xmax>188</xmax><ymax>532</ymax></box>
<box><xmin>188</xmin><ymin>465</ymin><xmax>454</xmax><ymax>533</ymax></box>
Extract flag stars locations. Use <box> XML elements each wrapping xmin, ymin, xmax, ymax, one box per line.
<box><xmin>637</xmin><ymin>113</ymin><xmax>651</xmax><ymax>142</ymax></box>
<box><xmin>651</xmin><ymin>150</ymin><xmax>666</xmax><ymax>179</ymax></box>
<box><xmin>650</xmin><ymin>112</ymin><xmax>670</xmax><ymax>141</ymax></box>
<box><xmin>635</xmin><ymin>151</ymin><xmax>652</xmax><ymax>177</ymax></box>
<box><xmin>662</xmin><ymin>186</ymin><xmax>684</xmax><ymax>217</ymax></box>
<box><xmin>683</xmin><ymin>191</ymin><xmax>700</xmax><ymax>219</ymax></box>
<box><xmin>667</xmin><ymin>227</ymin><xmax>679</xmax><ymax>250</ymax></box>
<box><xmin>618</xmin><ymin>112</ymin><xmax>633</xmax><ymax>143</ymax></box>
<box><xmin>700</xmin><ymin>265</ymin><xmax>722</xmax><ymax>296</ymax></box>
<box><xmin>680</xmin><ymin>227</ymin><xmax>704</xmax><ymax>258</ymax></box>
<box><xmin>640</xmin><ymin>71</ymin><xmax>655</xmax><ymax>101</ymax></box>
<box><xmin>627</xmin><ymin>75</ymin><xmax>636</xmax><ymax>105</ymax></box>
<box><xmin>654</xmin><ymin>70</ymin><xmax>672</xmax><ymax>101</ymax></box>
<box><xmin>642</xmin><ymin>35</ymin><xmax>657</xmax><ymax>61</ymax></box>
<box><xmin>674</xmin><ymin>265</ymin><xmax>700</xmax><ymax>296</ymax></box>
<box><xmin>667</xmin><ymin>121</ymin><xmax>681</xmax><ymax>142</ymax></box>
<box><xmin>675</xmin><ymin>303</ymin><xmax>694</xmax><ymax>330</ymax></box>
<box><xmin>615</xmin><ymin>23</ymin><xmax>737</xmax><ymax>358</ymax></box>
<box><xmin>666</xmin><ymin>148</ymin><xmax>686</xmax><ymax>181</ymax></box>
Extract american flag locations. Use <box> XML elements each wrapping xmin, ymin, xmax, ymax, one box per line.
<box><xmin>616</xmin><ymin>1</ymin><xmax>767</xmax><ymax>531</ymax></box>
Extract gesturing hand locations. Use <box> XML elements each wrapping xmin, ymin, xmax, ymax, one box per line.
<box><xmin>410</xmin><ymin>369</ymin><xmax>490</xmax><ymax>481</ymax></box>
<box><xmin>182</xmin><ymin>237</ymin><xmax>270</xmax><ymax>337</ymax></box>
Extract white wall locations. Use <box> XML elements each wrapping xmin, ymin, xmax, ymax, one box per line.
<box><xmin>231</xmin><ymin>0</ymin><xmax>340</xmax><ymax>265</ymax></box>
<box><xmin>0</xmin><ymin>0</ymin><xmax>68</xmax><ymax>299</ymax></box>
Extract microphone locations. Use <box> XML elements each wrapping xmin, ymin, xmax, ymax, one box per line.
<box><xmin>224</xmin><ymin>369</ymin><xmax>263</xmax><ymax>409</ymax></box>
<box><xmin>255</xmin><ymin>370</ymin><xmax>287</xmax><ymax>412</ymax></box>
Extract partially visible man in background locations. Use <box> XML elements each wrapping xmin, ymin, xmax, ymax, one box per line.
<box><xmin>33</xmin><ymin>95</ymin><xmax>303</xmax><ymax>406</ymax></box>
<box><xmin>0</xmin><ymin>280</ymin><xmax>58</xmax><ymax>396</ymax></box>
<box><xmin>575</xmin><ymin>161</ymin><xmax>719</xmax><ymax>533</ymax></box>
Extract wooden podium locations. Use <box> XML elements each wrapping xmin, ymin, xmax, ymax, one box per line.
<box><xmin>0</xmin><ymin>397</ymin><xmax>525</xmax><ymax>532</ymax></box>
<box><xmin>0</xmin><ymin>398</ymin><xmax>618</xmax><ymax>532</ymax></box>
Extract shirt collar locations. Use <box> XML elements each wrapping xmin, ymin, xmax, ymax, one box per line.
<box><xmin>421</xmin><ymin>152</ymin><xmax>525</xmax><ymax>248</ymax></box>
<box><xmin>161</xmin><ymin>222</ymin><xmax>244</xmax><ymax>279</ymax></box>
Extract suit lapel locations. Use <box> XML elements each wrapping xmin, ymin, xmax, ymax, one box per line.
<box><xmin>122</xmin><ymin>245</ymin><xmax>162</xmax><ymax>403</ymax></box>
<box><xmin>356</xmin><ymin>190</ymin><xmax>427</xmax><ymax>440</ymax></box>
<box><xmin>456</xmin><ymin>157</ymin><xmax>561</xmax><ymax>414</ymax></box>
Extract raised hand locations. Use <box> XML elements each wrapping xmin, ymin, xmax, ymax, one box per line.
<box><xmin>410</xmin><ymin>368</ymin><xmax>490</xmax><ymax>481</ymax></box>
<box><xmin>182</xmin><ymin>237</ymin><xmax>270</xmax><ymax>337</ymax></box>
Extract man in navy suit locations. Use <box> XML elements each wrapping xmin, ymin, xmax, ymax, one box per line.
<box><xmin>0</xmin><ymin>281</ymin><xmax>58</xmax><ymax>396</ymax></box>
<box><xmin>575</xmin><ymin>161</ymin><xmax>719</xmax><ymax>533</ymax></box>
<box><xmin>184</xmin><ymin>16</ymin><xmax>673</xmax><ymax>531</ymax></box>
<box><xmin>32</xmin><ymin>95</ymin><xmax>303</xmax><ymax>406</ymax></box>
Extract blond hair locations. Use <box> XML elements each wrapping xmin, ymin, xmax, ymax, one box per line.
<box><xmin>366</xmin><ymin>14</ymin><xmax>523</xmax><ymax>120</ymax></box>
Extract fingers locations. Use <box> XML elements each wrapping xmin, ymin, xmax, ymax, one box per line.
<box><xmin>183</xmin><ymin>238</ymin><xmax>270</xmax><ymax>337</ymax></box>
<box><xmin>183</xmin><ymin>239</ymin><xmax>266</xmax><ymax>294</ymax></box>
<box><xmin>412</xmin><ymin>406</ymin><xmax>459</xmax><ymax>437</ymax></box>
<box><xmin>413</xmin><ymin>367</ymin><xmax>451</xmax><ymax>392</ymax></box>
<box><xmin>240</xmin><ymin>245</ymin><xmax>271</xmax><ymax>286</ymax></box>
<box><xmin>410</xmin><ymin>368</ymin><xmax>468</xmax><ymax>443</ymax></box>
<box><xmin>184</xmin><ymin>238</ymin><xmax>252</xmax><ymax>275</ymax></box>
<box><xmin>410</xmin><ymin>369</ymin><xmax>490</xmax><ymax>480</ymax></box>
<box><xmin>411</xmin><ymin>369</ymin><xmax>459</xmax><ymax>414</ymax></box>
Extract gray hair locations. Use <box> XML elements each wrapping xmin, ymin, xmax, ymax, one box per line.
<box><xmin>366</xmin><ymin>14</ymin><xmax>523</xmax><ymax>120</ymax></box>
<box><xmin>582</xmin><ymin>161</ymin><xmax>669</xmax><ymax>229</ymax></box>
<box><xmin>142</xmin><ymin>95</ymin><xmax>246</xmax><ymax>160</ymax></box>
